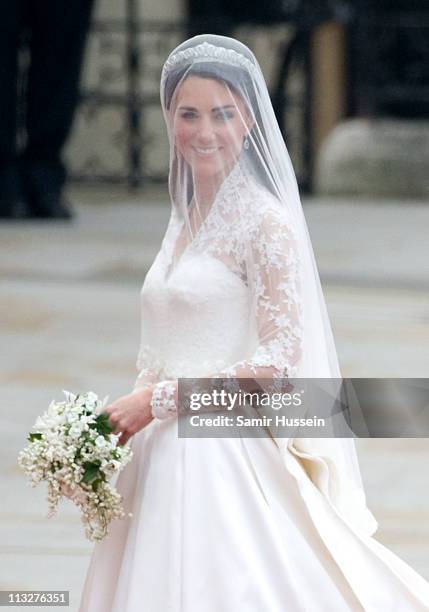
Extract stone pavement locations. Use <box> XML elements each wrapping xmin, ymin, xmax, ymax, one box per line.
<box><xmin>1</xmin><ymin>186</ymin><xmax>428</xmax><ymax>610</ymax></box>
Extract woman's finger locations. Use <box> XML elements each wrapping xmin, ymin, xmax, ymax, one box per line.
<box><xmin>118</xmin><ymin>431</ymin><xmax>130</xmax><ymax>446</ymax></box>
<box><xmin>108</xmin><ymin>414</ymin><xmax>123</xmax><ymax>436</ymax></box>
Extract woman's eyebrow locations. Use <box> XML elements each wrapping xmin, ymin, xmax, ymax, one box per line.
<box><xmin>177</xmin><ymin>105</ymin><xmax>236</xmax><ymax>112</ymax></box>
<box><xmin>212</xmin><ymin>105</ymin><xmax>235</xmax><ymax>111</ymax></box>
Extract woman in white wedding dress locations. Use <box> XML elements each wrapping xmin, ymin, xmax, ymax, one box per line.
<box><xmin>79</xmin><ymin>35</ymin><xmax>429</xmax><ymax>611</ymax></box>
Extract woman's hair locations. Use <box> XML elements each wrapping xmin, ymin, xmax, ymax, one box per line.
<box><xmin>163</xmin><ymin>62</ymin><xmax>256</xmax><ymax>112</ymax></box>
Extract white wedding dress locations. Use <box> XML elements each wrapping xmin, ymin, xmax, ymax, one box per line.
<box><xmin>79</xmin><ymin>167</ymin><xmax>429</xmax><ymax>612</ymax></box>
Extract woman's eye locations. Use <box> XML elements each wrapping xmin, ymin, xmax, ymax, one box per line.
<box><xmin>180</xmin><ymin>111</ymin><xmax>198</xmax><ymax>120</ymax></box>
<box><xmin>215</xmin><ymin>111</ymin><xmax>234</xmax><ymax>121</ymax></box>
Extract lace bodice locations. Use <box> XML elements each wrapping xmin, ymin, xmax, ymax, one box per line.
<box><xmin>134</xmin><ymin>165</ymin><xmax>303</xmax><ymax>419</ymax></box>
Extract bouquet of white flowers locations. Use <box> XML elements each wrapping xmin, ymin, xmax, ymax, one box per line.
<box><xmin>18</xmin><ymin>390</ymin><xmax>133</xmax><ymax>541</ymax></box>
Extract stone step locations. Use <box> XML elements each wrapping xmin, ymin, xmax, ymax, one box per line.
<box><xmin>315</xmin><ymin>118</ymin><xmax>429</xmax><ymax>198</ymax></box>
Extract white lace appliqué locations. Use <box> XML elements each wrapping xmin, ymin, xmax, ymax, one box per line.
<box><xmin>150</xmin><ymin>381</ymin><xmax>177</xmax><ymax>420</ymax></box>
<box><xmin>137</xmin><ymin>164</ymin><xmax>304</xmax><ymax>419</ymax></box>
<box><xmin>190</xmin><ymin>165</ymin><xmax>303</xmax><ymax>380</ymax></box>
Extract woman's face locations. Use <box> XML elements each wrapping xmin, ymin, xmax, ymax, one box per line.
<box><xmin>172</xmin><ymin>75</ymin><xmax>253</xmax><ymax>180</ymax></box>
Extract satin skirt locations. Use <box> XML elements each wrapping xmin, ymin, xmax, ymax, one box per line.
<box><xmin>79</xmin><ymin>417</ymin><xmax>428</xmax><ymax>611</ymax></box>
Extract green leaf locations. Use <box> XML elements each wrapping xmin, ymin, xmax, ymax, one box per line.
<box><xmin>28</xmin><ymin>433</ymin><xmax>43</xmax><ymax>442</ymax></box>
<box><xmin>91</xmin><ymin>478</ymin><xmax>103</xmax><ymax>492</ymax></box>
<box><xmin>81</xmin><ymin>461</ymin><xmax>102</xmax><ymax>484</ymax></box>
<box><xmin>95</xmin><ymin>412</ymin><xmax>114</xmax><ymax>436</ymax></box>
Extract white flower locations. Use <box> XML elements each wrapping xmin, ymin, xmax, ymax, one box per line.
<box><xmin>79</xmin><ymin>414</ymin><xmax>96</xmax><ymax>426</ymax></box>
<box><xmin>67</xmin><ymin>411</ymin><xmax>79</xmax><ymax>424</ymax></box>
<box><xmin>85</xmin><ymin>391</ymin><xmax>98</xmax><ymax>405</ymax></box>
<box><xmin>69</xmin><ymin>423</ymin><xmax>83</xmax><ymax>438</ymax></box>
<box><xmin>62</xmin><ymin>390</ymin><xmax>77</xmax><ymax>402</ymax></box>
<box><xmin>95</xmin><ymin>435</ymin><xmax>107</xmax><ymax>448</ymax></box>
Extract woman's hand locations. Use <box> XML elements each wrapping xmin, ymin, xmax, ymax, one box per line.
<box><xmin>60</xmin><ymin>482</ymin><xmax>88</xmax><ymax>505</ymax></box>
<box><xmin>105</xmin><ymin>387</ymin><xmax>154</xmax><ymax>445</ymax></box>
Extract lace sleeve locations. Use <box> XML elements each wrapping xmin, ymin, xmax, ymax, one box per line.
<box><xmin>149</xmin><ymin>380</ymin><xmax>179</xmax><ymax>419</ymax></box>
<box><xmin>132</xmin><ymin>345</ymin><xmax>163</xmax><ymax>394</ymax></box>
<box><xmin>222</xmin><ymin>205</ymin><xmax>303</xmax><ymax>379</ymax></box>
<box><xmin>149</xmin><ymin>206</ymin><xmax>303</xmax><ymax>420</ymax></box>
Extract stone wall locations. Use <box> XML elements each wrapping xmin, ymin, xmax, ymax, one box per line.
<box><xmin>64</xmin><ymin>0</ymin><xmax>185</xmax><ymax>182</ymax></box>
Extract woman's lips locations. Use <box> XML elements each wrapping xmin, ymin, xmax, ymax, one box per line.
<box><xmin>192</xmin><ymin>146</ymin><xmax>220</xmax><ymax>157</ymax></box>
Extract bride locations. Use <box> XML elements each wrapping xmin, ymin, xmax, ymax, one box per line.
<box><xmin>79</xmin><ymin>35</ymin><xmax>429</xmax><ymax>611</ymax></box>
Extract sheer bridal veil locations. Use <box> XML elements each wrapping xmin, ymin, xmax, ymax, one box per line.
<box><xmin>155</xmin><ymin>34</ymin><xmax>377</xmax><ymax>536</ymax></box>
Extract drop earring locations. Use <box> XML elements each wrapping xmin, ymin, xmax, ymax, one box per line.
<box><xmin>243</xmin><ymin>137</ymin><xmax>249</xmax><ymax>150</ymax></box>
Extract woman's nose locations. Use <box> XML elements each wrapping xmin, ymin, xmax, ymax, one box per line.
<box><xmin>196</xmin><ymin>117</ymin><xmax>216</xmax><ymax>142</ymax></box>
